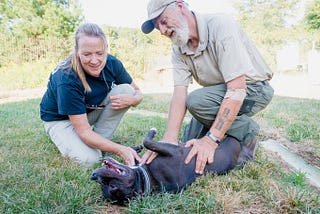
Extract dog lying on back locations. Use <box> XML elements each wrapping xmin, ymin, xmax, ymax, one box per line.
<box><xmin>91</xmin><ymin>128</ymin><xmax>241</xmax><ymax>204</ymax></box>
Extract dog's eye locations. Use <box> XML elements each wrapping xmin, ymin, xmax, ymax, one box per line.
<box><xmin>109</xmin><ymin>184</ymin><xmax>117</xmax><ymax>191</ymax></box>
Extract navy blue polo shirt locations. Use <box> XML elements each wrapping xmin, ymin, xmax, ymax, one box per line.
<box><xmin>40</xmin><ymin>54</ymin><xmax>133</xmax><ymax>121</ymax></box>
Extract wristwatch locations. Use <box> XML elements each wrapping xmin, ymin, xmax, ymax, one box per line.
<box><xmin>206</xmin><ymin>131</ymin><xmax>221</xmax><ymax>144</ymax></box>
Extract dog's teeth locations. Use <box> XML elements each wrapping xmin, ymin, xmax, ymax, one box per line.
<box><xmin>115</xmin><ymin>168</ymin><xmax>125</xmax><ymax>175</ymax></box>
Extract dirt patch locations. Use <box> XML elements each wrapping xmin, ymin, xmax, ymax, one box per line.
<box><xmin>257</xmin><ymin>118</ymin><xmax>320</xmax><ymax>168</ymax></box>
<box><xmin>0</xmin><ymin>88</ymin><xmax>45</xmax><ymax>104</ymax></box>
<box><xmin>95</xmin><ymin>203</ymin><xmax>127</xmax><ymax>214</ymax></box>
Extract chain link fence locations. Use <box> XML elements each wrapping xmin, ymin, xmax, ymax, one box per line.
<box><xmin>0</xmin><ymin>35</ymin><xmax>72</xmax><ymax>66</ymax></box>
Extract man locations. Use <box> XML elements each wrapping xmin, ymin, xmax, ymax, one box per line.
<box><xmin>140</xmin><ymin>0</ymin><xmax>274</xmax><ymax>174</ymax></box>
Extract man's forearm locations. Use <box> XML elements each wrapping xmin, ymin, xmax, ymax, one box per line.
<box><xmin>209</xmin><ymin>97</ymin><xmax>243</xmax><ymax>141</ymax></box>
<box><xmin>163</xmin><ymin>86</ymin><xmax>188</xmax><ymax>144</ymax></box>
<box><xmin>207</xmin><ymin>75</ymin><xmax>247</xmax><ymax>141</ymax></box>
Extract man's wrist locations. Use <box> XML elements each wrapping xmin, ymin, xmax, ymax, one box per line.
<box><xmin>205</xmin><ymin>131</ymin><xmax>221</xmax><ymax>144</ymax></box>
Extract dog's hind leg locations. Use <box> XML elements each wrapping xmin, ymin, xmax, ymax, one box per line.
<box><xmin>143</xmin><ymin>128</ymin><xmax>180</xmax><ymax>156</ymax></box>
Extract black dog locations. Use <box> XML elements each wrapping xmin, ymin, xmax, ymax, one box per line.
<box><xmin>91</xmin><ymin>128</ymin><xmax>241</xmax><ymax>204</ymax></box>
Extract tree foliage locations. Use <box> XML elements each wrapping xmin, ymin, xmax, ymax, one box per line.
<box><xmin>305</xmin><ymin>0</ymin><xmax>320</xmax><ymax>31</ymax></box>
<box><xmin>305</xmin><ymin>0</ymin><xmax>320</xmax><ymax>48</ymax></box>
<box><xmin>234</xmin><ymin>0</ymin><xmax>300</xmax><ymax>46</ymax></box>
<box><xmin>304</xmin><ymin>0</ymin><xmax>320</xmax><ymax>48</ymax></box>
<box><xmin>233</xmin><ymin>0</ymin><xmax>300</xmax><ymax>68</ymax></box>
<box><xmin>0</xmin><ymin>0</ymin><xmax>83</xmax><ymax>38</ymax></box>
<box><xmin>102</xmin><ymin>26</ymin><xmax>172</xmax><ymax>79</ymax></box>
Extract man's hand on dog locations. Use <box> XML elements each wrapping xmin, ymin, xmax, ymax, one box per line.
<box><xmin>141</xmin><ymin>149</ymin><xmax>158</xmax><ymax>164</ymax></box>
<box><xmin>184</xmin><ymin>136</ymin><xmax>218</xmax><ymax>174</ymax></box>
<box><xmin>140</xmin><ymin>137</ymin><xmax>178</xmax><ymax>164</ymax></box>
<box><xmin>141</xmin><ymin>136</ymin><xmax>219</xmax><ymax>174</ymax></box>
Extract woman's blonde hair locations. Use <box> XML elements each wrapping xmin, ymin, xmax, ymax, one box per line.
<box><xmin>63</xmin><ymin>23</ymin><xmax>108</xmax><ymax>93</ymax></box>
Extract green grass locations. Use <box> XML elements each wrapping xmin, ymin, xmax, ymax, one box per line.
<box><xmin>254</xmin><ymin>95</ymin><xmax>320</xmax><ymax>167</ymax></box>
<box><xmin>1</xmin><ymin>95</ymin><xmax>320</xmax><ymax>213</ymax></box>
<box><xmin>254</xmin><ymin>96</ymin><xmax>320</xmax><ymax>147</ymax></box>
<box><xmin>0</xmin><ymin>60</ymin><xmax>57</xmax><ymax>90</ymax></box>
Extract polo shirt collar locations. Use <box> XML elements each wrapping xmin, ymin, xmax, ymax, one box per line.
<box><xmin>179</xmin><ymin>12</ymin><xmax>208</xmax><ymax>55</ymax></box>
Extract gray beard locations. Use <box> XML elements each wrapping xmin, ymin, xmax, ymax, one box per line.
<box><xmin>171</xmin><ymin>35</ymin><xmax>188</xmax><ymax>46</ymax></box>
<box><xmin>171</xmin><ymin>25</ymin><xmax>189</xmax><ymax>46</ymax></box>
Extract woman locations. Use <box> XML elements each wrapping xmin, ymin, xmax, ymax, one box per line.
<box><xmin>40</xmin><ymin>23</ymin><xmax>143</xmax><ymax>167</ymax></box>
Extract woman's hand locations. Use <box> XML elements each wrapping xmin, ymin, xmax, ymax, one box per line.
<box><xmin>109</xmin><ymin>81</ymin><xmax>143</xmax><ymax>109</ymax></box>
<box><xmin>109</xmin><ymin>94</ymin><xmax>136</xmax><ymax>109</ymax></box>
<box><xmin>116</xmin><ymin>145</ymin><xmax>141</xmax><ymax>166</ymax></box>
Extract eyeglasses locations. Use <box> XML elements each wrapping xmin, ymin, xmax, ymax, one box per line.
<box><xmin>86</xmin><ymin>104</ymin><xmax>106</xmax><ymax>110</ymax></box>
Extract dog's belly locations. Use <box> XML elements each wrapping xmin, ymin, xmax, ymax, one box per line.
<box><xmin>146</xmin><ymin>146</ymin><xmax>198</xmax><ymax>193</ymax></box>
<box><xmin>147</xmin><ymin>137</ymin><xmax>240</xmax><ymax>193</ymax></box>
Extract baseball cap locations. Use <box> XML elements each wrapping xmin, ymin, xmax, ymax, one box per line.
<box><xmin>141</xmin><ymin>0</ymin><xmax>177</xmax><ymax>34</ymax></box>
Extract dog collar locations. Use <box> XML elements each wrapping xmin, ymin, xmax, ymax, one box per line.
<box><xmin>138</xmin><ymin>166</ymin><xmax>151</xmax><ymax>196</ymax></box>
<box><xmin>131</xmin><ymin>165</ymin><xmax>151</xmax><ymax>196</ymax></box>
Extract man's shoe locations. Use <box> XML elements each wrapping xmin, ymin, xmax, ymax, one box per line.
<box><xmin>236</xmin><ymin>137</ymin><xmax>259</xmax><ymax>168</ymax></box>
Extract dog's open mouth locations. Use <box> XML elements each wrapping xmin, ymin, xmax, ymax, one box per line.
<box><xmin>103</xmin><ymin>158</ymin><xmax>127</xmax><ymax>175</ymax></box>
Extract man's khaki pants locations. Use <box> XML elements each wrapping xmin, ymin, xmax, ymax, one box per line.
<box><xmin>44</xmin><ymin>84</ymin><xmax>135</xmax><ymax>168</ymax></box>
<box><xmin>183</xmin><ymin>81</ymin><xmax>274</xmax><ymax>146</ymax></box>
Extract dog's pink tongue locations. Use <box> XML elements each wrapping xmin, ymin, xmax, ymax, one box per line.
<box><xmin>104</xmin><ymin>160</ymin><xmax>122</xmax><ymax>174</ymax></box>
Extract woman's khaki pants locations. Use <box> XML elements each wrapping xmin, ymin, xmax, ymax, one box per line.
<box><xmin>44</xmin><ymin>84</ymin><xmax>135</xmax><ymax>168</ymax></box>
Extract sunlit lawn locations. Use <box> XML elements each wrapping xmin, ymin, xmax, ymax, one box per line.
<box><xmin>0</xmin><ymin>95</ymin><xmax>319</xmax><ymax>213</ymax></box>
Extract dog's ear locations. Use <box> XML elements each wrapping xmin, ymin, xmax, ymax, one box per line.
<box><xmin>143</xmin><ymin>128</ymin><xmax>178</xmax><ymax>156</ymax></box>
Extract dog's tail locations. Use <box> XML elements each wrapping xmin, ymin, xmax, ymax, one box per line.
<box><xmin>146</xmin><ymin>127</ymin><xmax>157</xmax><ymax>140</ymax></box>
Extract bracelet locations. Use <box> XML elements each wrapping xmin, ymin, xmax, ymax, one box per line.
<box><xmin>205</xmin><ymin>131</ymin><xmax>221</xmax><ymax>144</ymax></box>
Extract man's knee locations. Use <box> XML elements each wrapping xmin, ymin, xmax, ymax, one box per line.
<box><xmin>186</xmin><ymin>88</ymin><xmax>221</xmax><ymax>113</ymax></box>
<box><xmin>186</xmin><ymin>90</ymin><xmax>201</xmax><ymax>112</ymax></box>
